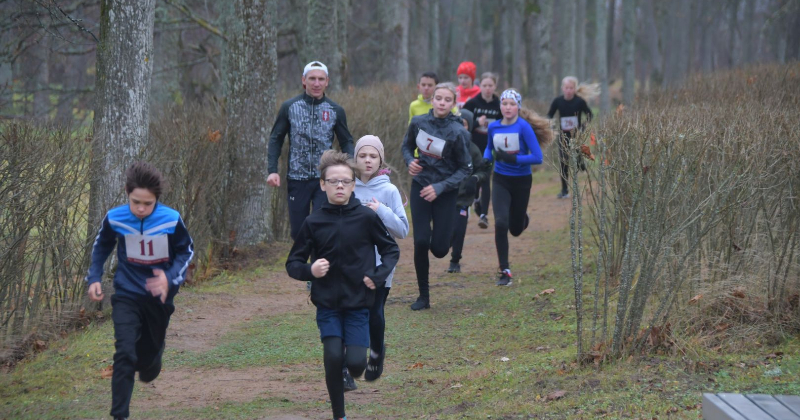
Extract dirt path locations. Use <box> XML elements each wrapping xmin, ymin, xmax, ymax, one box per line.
<box><xmin>136</xmin><ymin>170</ymin><xmax>572</xmax><ymax>419</ymax></box>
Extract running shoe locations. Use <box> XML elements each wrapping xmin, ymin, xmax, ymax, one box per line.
<box><xmin>496</xmin><ymin>269</ymin><xmax>513</xmax><ymax>286</ymax></box>
<box><xmin>364</xmin><ymin>344</ymin><xmax>385</xmax><ymax>381</ymax></box>
<box><xmin>557</xmin><ymin>191</ymin><xmax>570</xmax><ymax>199</ymax></box>
<box><xmin>446</xmin><ymin>262</ymin><xmax>461</xmax><ymax>273</ymax></box>
<box><xmin>410</xmin><ymin>296</ymin><xmax>430</xmax><ymax>311</ymax></box>
<box><xmin>478</xmin><ymin>214</ymin><xmax>489</xmax><ymax>229</ymax></box>
<box><xmin>343</xmin><ymin>368</ymin><xmax>357</xmax><ymax>392</ymax></box>
<box><xmin>306</xmin><ymin>281</ymin><xmax>312</xmax><ymax>291</ymax></box>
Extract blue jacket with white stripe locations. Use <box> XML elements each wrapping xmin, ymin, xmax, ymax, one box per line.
<box><xmin>85</xmin><ymin>202</ymin><xmax>194</xmax><ymax>303</ymax></box>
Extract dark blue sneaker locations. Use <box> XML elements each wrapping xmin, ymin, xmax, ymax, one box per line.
<box><xmin>343</xmin><ymin>368</ymin><xmax>357</xmax><ymax>392</ymax></box>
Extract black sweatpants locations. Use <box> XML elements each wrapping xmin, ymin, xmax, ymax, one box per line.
<box><xmin>409</xmin><ymin>181</ymin><xmax>459</xmax><ymax>299</ymax></box>
<box><xmin>110</xmin><ymin>295</ymin><xmax>174</xmax><ymax>418</ymax></box>
<box><xmin>492</xmin><ymin>172</ymin><xmax>532</xmax><ymax>271</ymax></box>
<box><xmin>323</xmin><ymin>337</ymin><xmax>367</xmax><ymax>419</ymax></box>
<box><xmin>287</xmin><ymin>179</ymin><xmax>328</xmax><ymax>240</ymax></box>
<box><xmin>369</xmin><ymin>286</ymin><xmax>391</xmax><ymax>354</ymax></box>
<box><xmin>449</xmin><ymin>205</ymin><xmax>470</xmax><ymax>264</ymax></box>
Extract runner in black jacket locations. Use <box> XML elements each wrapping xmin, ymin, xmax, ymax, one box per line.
<box><xmin>267</xmin><ymin>61</ymin><xmax>355</xmax><ymax>240</ymax></box>
<box><xmin>547</xmin><ymin>76</ymin><xmax>594</xmax><ymax>199</ymax></box>
<box><xmin>402</xmin><ymin>82</ymin><xmax>472</xmax><ymax>311</ymax></box>
<box><xmin>463</xmin><ymin>72</ymin><xmax>501</xmax><ymax>228</ymax></box>
<box><xmin>286</xmin><ymin>150</ymin><xmax>399</xmax><ymax>420</ymax></box>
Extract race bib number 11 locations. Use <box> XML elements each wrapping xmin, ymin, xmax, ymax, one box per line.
<box><xmin>125</xmin><ymin>233</ymin><xmax>170</xmax><ymax>264</ymax></box>
<box><xmin>416</xmin><ymin>129</ymin><xmax>447</xmax><ymax>159</ymax></box>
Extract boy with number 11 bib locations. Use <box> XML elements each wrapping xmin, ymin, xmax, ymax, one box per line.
<box><xmin>86</xmin><ymin>162</ymin><xmax>194</xmax><ymax>420</ymax></box>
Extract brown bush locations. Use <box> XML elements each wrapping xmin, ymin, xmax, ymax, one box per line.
<box><xmin>573</xmin><ymin>63</ymin><xmax>800</xmax><ymax>357</ymax></box>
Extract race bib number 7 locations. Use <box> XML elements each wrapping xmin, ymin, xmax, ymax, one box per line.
<box><xmin>561</xmin><ymin>116</ymin><xmax>578</xmax><ymax>131</ymax></box>
<box><xmin>125</xmin><ymin>233</ymin><xmax>170</xmax><ymax>264</ymax></box>
<box><xmin>492</xmin><ymin>133</ymin><xmax>520</xmax><ymax>153</ymax></box>
<box><xmin>416</xmin><ymin>129</ymin><xmax>447</xmax><ymax>159</ymax></box>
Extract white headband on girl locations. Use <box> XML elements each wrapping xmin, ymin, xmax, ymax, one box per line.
<box><xmin>500</xmin><ymin>89</ymin><xmax>522</xmax><ymax>106</ymax></box>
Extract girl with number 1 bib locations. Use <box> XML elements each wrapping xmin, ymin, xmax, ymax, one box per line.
<box><xmin>402</xmin><ymin>82</ymin><xmax>472</xmax><ymax>311</ymax></box>
<box><xmin>485</xmin><ymin>89</ymin><xmax>552</xmax><ymax>286</ymax></box>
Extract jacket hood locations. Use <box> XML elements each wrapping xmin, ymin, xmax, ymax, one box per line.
<box><xmin>320</xmin><ymin>193</ymin><xmax>361</xmax><ymax>211</ymax></box>
<box><xmin>356</xmin><ymin>174</ymin><xmax>391</xmax><ymax>188</ymax></box>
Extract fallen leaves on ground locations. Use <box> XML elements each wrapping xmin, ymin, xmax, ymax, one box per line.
<box><xmin>100</xmin><ymin>365</ymin><xmax>114</xmax><ymax>379</ymax></box>
<box><xmin>545</xmin><ymin>390</ymin><xmax>566</xmax><ymax>401</ymax></box>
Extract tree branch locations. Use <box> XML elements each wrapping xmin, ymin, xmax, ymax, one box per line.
<box><xmin>163</xmin><ymin>0</ymin><xmax>227</xmax><ymax>42</ymax></box>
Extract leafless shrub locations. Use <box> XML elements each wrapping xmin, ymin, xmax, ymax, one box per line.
<box><xmin>0</xmin><ymin>121</ymin><xmax>92</xmax><ymax>358</ymax></box>
<box><xmin>572</xmin><ymin>64</ymin><xmax>800</xmax><ymax>360</ymax></box>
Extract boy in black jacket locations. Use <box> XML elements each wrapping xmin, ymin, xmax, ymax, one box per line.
<box><xmin>286</xmin><ymin>150</ymin><xmax>400</xmax><ymax>420</ymax></box>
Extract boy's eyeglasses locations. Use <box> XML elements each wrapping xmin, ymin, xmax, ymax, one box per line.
<box><xmin>324</xmin><ymin>178</ymin><xmax>354</xmax><ymax>186</ymax></box>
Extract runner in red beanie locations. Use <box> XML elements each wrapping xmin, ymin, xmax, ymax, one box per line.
<box><xmin>456</xmin><ymin>61</ymin><xmax>480</xmax><ymax>108</ymax></box>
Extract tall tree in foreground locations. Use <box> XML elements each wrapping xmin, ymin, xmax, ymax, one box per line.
<box><xmin>621</xmin><ymin>0</ymin><xmax>636</xmax><ymax>106</ymax></box>
<box><xmin>89</xmin><ymin>0</ymin><xmax>157</xmax><ymax>227</ymax></box>
<box><xmin>225</xmin><ymin>0</ymin><xmax>277</xmax><ymax>246</ymax></box>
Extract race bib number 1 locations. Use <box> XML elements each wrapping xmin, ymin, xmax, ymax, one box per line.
<box><xmin>125</xmin><ymin>233</ymin><xmax>170</xmax><ymax>264</ymax></box>
<box><xmin>492</xmin><ymin>133</ymin><xmax>520</xmax><ymax>153</ymax></box>
<box><xmin>561</xmin><ymin>116</ymin><xmax>579</xmax><ymax>131</ymax></box>
<box><xmin>416</xmin><ymin>129</ymin><xmax>447</xmax><ymax>159</ymax></box>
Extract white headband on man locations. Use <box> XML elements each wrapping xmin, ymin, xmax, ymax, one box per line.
<box><xmin>303</xmin><ymin>61</ymin><xmax>329</xmax><ymax>77</ymax></box>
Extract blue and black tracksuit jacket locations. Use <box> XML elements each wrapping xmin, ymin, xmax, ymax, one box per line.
<box><xmin>85</xmin><ymin>202</ymin><xmax>194</xmax><ymax>304</ymax></box>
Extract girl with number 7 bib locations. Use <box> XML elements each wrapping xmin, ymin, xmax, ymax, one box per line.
<box><xmin>485</xmin><ymin>89</ymin><xmax>552</xmax><ymax>286</ymax></box>
<box><xmin>402</xmin><ymin>82</ymin><xmax>473</xmax><ymax>311</ymax></box>
<box><xmin>547</xmin><ymin>76</ymin><xmax>598</xmax><ymax>199</ymax></box>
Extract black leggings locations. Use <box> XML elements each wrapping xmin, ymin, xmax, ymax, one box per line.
<box><xmin>474</xmin><ymin>173</ymin><xmax>492</xmax><ymax>217</ymax></box>
<box><xmin>492</xmin><ymin>172</ymin><xmax>532</xmax><ymax>270</ymax></box>
<box><xmin>558</xmin><ymin>135</ymin><xmax>571</xmax><ymax>194</ymax></box>
<box><xmin>369</xmin><ymin>286</ymin><xmax>390</xmax><ymax>354</ymax></box>
<box><xmin>410</xmin><ymin>181</ymin><xmax>459</xmax><ymax>299</ymax></box>
<box><xmin>323</xmin><ymin>337</ymin><xmax>367</xmax><ymax>419</ymax></box>
<box><xmin>449</xmin><ymin>205</ymin><xmax>469</xmax><ymax>264</ymax></box>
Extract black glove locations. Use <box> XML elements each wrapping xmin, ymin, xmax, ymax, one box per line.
<box><xmin>494</xmin><ymin>149</ymin><xmax>517</xmax><ymax>164</ymax></box>
<box><xmin>463</xmin><ymin>175</ymin><xmax>478</xmax><ymax>196</ymax></box>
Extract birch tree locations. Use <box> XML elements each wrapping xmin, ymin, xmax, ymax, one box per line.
<box><xmin>89</xmin><ymin>0</ymin><xmax>157</xmax><ymax>227</ymax></box>
<box><xmin>225</xmin><ymin>0</ymin><xmax>277</xmax><ymax>246</ymax></box>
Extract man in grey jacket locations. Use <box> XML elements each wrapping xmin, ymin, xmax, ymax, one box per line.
<box><xmin>267</xmin><ymin>61</ymin><xmax>355</xmax><ymax>240</ymax></box>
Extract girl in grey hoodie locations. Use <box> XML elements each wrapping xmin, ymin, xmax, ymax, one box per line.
<box><xmin>353</xmin><ymin>135</ymin><xmax>409</xmax><ymax>382</ymax></box>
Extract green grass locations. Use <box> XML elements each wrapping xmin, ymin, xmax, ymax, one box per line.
<box><xmin>3</xmin><ymin>214</ymin><xmax>800</xmax><ymax>419</ymax></box>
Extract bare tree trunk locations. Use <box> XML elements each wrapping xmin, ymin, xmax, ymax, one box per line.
<box><xmin>89</xmin><ymin>0</ymin><xmax>156</xmax><ymax>228</ymax></box>
<box><xmin>225</xmin><ymin>0</ymin><xmax>276</xmax><ymax>246</ymax></box>
<box><xmin>429</xmin><ymin>0</ymin><xmax>441</xmax><ymax>75</ymax></box>
<box><xmin>576</xmin><ymin>0</ymin><xmax>586</xmax><ymax>80</ymax></box>
<box><xmin>640</xmin><ymin>0</ymin><xmax>662</xmax><ymax>87</ymax></box>
<box><xmin>676</xmin><ymin>0</ymin><xmax>692</xmax><ymax>80</ymax></box>
<box><xmin>728</xmin><ymin>0</ymin><xmax>739</xmax><ymax>68</ymax></box>
<box><xmin>562</xmin><ymin>0</ymin><xmax>577</xmax><ymax>77</ymax></box>
<box><xmin>336</xmin><ymin>0</ymin><xmax>349</xmax><ymax>87</ymax></box>
<box><xmin>606</xmin><ymin>0</ymin><xmax>616</xmax><ymax>78</ymax></box>
<box><xmin>533</xmin><ymin>0</ymin><xmax>553</xmax><ymax>102</ymax></box>
<box><xmin>699</xmin><ymin>1</ymin><xmax>715</xmax><ymax>72</ymax></box>
<box><xmin>492</xmin><ymin>0</ymin><xmax>505</xmax><ymax>80</ymax></box>
<box><xmin>307</xmin><ymin>0</ymin><xmax>339</xmax><ymax>88</ymax></box>
<box><xmin>409</xmin><ymin>0</ymin><xmax>430</xmax><ymax>77</ymax></box>
<box><xmin>596</xmin><ymin>0</ymin><xmax>610</xmax><ymax>113</ymax></box>
<box><xmin>741</xmin><ymin>0</ymin><xmax>756</xmax><ymax>64</ymax></box>
<box><xmin>621</xmin><ymin>0</ymin><xmax>635</xmax><ymax>105</ymax></box>
<box><xmin>383</xmin><ymin>0</ymin><xmax>410</xmax><ymax>83</ymax></box>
